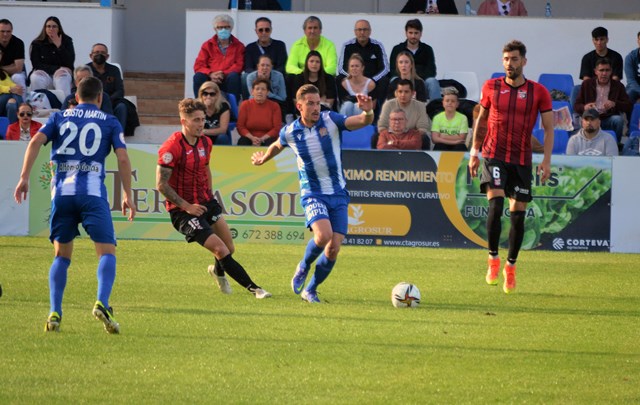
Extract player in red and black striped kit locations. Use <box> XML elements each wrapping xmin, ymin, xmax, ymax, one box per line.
<box><xmin>468</xmin><ymin>40</ymin><xmax>554</xmax><ymax>294</ymax></box>
<box><xmin>157</xmin><ymin>98</ymin><xmax>271</xmax><ymax>299</ymax></box>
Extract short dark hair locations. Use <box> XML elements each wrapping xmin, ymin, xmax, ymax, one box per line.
<box><xmin>405</xmin><ymin>19</ymin><xmax>422</xmax><ymax>32</ymax></box>
<box><xmin>296</xmin><ymin>84</ymin><xmax>319</xmax><ymax>102</ymax></box>
<box><xmin>255</xmin><ymin>17</ymin><xmax>271</xmax><ymax>26</ymax></box>
<box><xmin>592</xmin><ymin>26</ymin><xmax>608</xmax><ymax>39</ymax></box>
<box><xmin>396</xmin><ymin>78</ymin><xmax>414</xmax><ymax>92</ymax></box>
<box><xmin>178</xmin><ymin>98</ymin><xmax>206</xmax><ymax>116</ymax></box>
<box><xmin>595</xmin><ymin>57</ymin><xmax>611</xmax><ymax>68</ymax></box>
<box><xmin>77</xmin><ymin>76</ymin><xmax>103</xmax><ymax>102</ymax></box>
<box><xmin>503</xmin><ymin>40</ymin><xmax>527</xmax><ymax>57</ymax></box>
<box><xmin>0</xmin><ymin>19</ymin><xmax>12</xmax><ymax>28</ymax></box>
<box><xmin>252</xmin><ymin>77</ymin><xmax>272</xmax><ymax>92</ymax></box>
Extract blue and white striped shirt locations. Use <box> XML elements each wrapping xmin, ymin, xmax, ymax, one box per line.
<box><xmin>39</xmin><ymin>103</ymin><xmax>126</xmax><ymax>200</ymax></box>
<box><xmin>280</xmin><ymin>111</ymin><xmax>348</xmax><ymax>197</ymax></box>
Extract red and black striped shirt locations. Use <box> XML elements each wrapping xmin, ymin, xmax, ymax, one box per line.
<box><xmin>480</xmin><ymin>78</ymin><xmax>552</xmax><ymax>166</ymax></box>
<box><xmin>157</xmin><ymin>132</ymin><xmax>213</xmax><ymax>212</ymax></box>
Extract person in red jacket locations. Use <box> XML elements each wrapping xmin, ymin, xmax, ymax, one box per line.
<box><xmin>193</xmin><ymin>14</ymin><xmax>244</xmax><ymax>102</ymax></box>
<box><xmin>4</xmin><ymin>103</ymin><xmax>41</xmax><ymax>141</ymax></box>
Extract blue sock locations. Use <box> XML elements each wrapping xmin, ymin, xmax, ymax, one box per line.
<box><xmin>97</xmin><ymin>254</ymin><xmax>116</xmax><ymax>308</ymax></box>
<box><xmin>49</xmin><ymin>257</ymin><xmax>70</xmax><ymax>316</ymax></box>
<box><xmin>300</xmin><ymin>239</ymin><xmax>324</xmax><ymax>271</ymax></box>
<box><xmin>305</xmin><ymin>254</ymin><xmax>336</xmax><ymax>292</ymax></box>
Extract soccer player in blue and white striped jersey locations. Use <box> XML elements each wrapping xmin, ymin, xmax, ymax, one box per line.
<box><xmin>251</xmin><ymin>84</ymin><xmax>374</xmax><ymax>303</ymax></box>
<box><xmin>14</xmin><ymin>76</ymin><xmax>135</xmax><ymax>333</ymax></box>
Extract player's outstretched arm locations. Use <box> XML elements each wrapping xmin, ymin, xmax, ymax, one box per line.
<box><xmin>115</xmin><ymin>148</ymin><xmax>136</xmax><ymax>221</ymax></box>
<box><xmin>156</xmin><ymin>165</ymin><xmax>205</xmax><ymax>216</ymax></box>
<box><xmin>345</xmin><ymin>94</ymin><xmax>374</xmax><ymax>130</ymax></box>
<box><xmin>14</xmin><ymin>132</ymin><xmax>47</xmax><ymax>204</ymax></box>
<box><xmin>251</xmin><ymin>139</ymin><xmax>284</xmax><ymax>166</ymax></box>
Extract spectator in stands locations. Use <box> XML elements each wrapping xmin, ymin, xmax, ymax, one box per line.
<box><xmin>0</xmin><ymin>19</ymin><xmax>27</xmax><ymax>91</ymax></box>
<box><xmin>431</xmin><ymin>87</ymin><xmax>468</xmax><ymax>151</ymax></box>
<box><xmin>337</xmin><ymin>20</ymin><xmax>389</xmax><ymax>102</ymax></box>
<box><xmin>4</xmin><ymin>103</ymin><xmax>41</xmax><ymax>141</ymax></box>
<box><xmin>377</xmin><ymin>109</ymin><xmax>422</xmax><ymax>150</ymax></box>
<box><xmin>389</xmin><ymin>19</ymin><xmax>440</xmax><ymax>102</ymax></box>
<box><xmin>337</xmin><ymin>54</ymin><xmax>376</xmax><ymax>117</ymax></box>
<box><xmin>291</xmin><ymin>51</ymin><xmax>336</xmax><ymax>112</ymax></box>
<box><xmin>237</xmin><ymin>78</ymin><xmax>281</xmax><ymax>146</ymax></box>
<box><xmin>286</xmin><ymin>16</ymin><xmax>337</xmax><ymax>76</ymax></box>
<box><xmin>580</xmin><ymin>27</ymin><xmax>623</xmax><ymax>81</ymax></box>
<box><xmin>400</xmin><ymin>0</ymin><xmax>458</xmax><ymax>14</ymax></box>
<box><xmin>228</xmin><ymin>0</ymin><xmax>282</xmax><ymax>10</ymax></box>
<box><xmin>387</xmin><ymin>51</ymin><xmax>427</xmax><ymax>102</ymax></box>
<box><xmin>193</xmin><ymin>14</ymin><xmax>244</xmax><ymax>102</ymax></box>
<box><xmin>624</xmin><ymin>31</ymin><xmax>640</xmax><ymax>104</ymax></box>
<box><xmin>198</xmin><ymin>81</ymin><xmax>232</xmax><ymax>145</ymax></box>
<box><xmin>0</xmin><ymin>50</ymin><xmax>22</xmax><ymax>123</ymax></box>
<box><xmin>246</xmin><ymin>55</ymin><xmax>286</xmax><ymax>105</ymax></box>
<box><xmin>87</xmin><ymin>43</ymin><xmax>128</xmax><ymax>131</ymax></box>
<box><xmin>566</xmin><ymin>108</ymin><xmax>618</xmax><ymax>156</ymax></box>
<box><xmin>244</xmin><ymin>17</ymin><xmax>287</xmax><ymax>75</ymax></box>
<box><xmin>378</xmin><ymin>79</ymin><xmax>430</xmax><ymax>148</ymax></box>
<box><xmin>574</xmin><ymin>58</ymin><xmax>632</xmax><ymax>144</ymax></box>
<box><xmin>29</xmin><ymin>16</ymin><xmax>74</xmax><ymax>97</ymax></box>
<box><xmin>477</xmin><ymin>0</ymin><xmax>528</xmax><ymax>16</ymax></box>
<box><xmin>62</xmin><ymin>66</ymin><xmax>113</xmax><ymax>114</ymax></box>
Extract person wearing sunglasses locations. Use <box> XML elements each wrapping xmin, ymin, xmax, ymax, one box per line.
<box><xmin>5</xmin><ymin>103</ymin><xmax>41</xmax><ymax>141</ymax></box>
<box><xmin>198</xmin><ymin>81</ymin><xmax>232</xmax><ymax>145</ymax></box>
<box><xmin>244</xmin><ymin>17</ymin><xmax>287</xmax><ymax>77</ymax></box>
<box><xmin>478</xmin><ymin>0</ymin><xmax>528</xmax><ymax>16</ymax></box>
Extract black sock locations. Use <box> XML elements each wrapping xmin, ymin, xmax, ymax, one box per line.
<box><xmin>219</xmin><ymin>254</ymin><xmax>258</xmax><ymax>290</ymax></box>
<box><xmin>487</xmin><ymin>197</ymin><xmax>504</xmax><ymax>255</ymax></box>
<box><xmin>213</xmin><ymin>258</ymin><xmax>224</xmax><ymax>277</ymax></box>
<box><xmin>507</xmin><ymin>211</ymin><xmax>526</xmax><ymax>264</ymax></box>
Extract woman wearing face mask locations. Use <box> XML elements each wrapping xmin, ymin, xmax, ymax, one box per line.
<box><xmin>198</xmin><ymin>81</ymin><xmax>232</xmax><ymax>145</ymax></box>
<box><xmin>29</xmin><ymin>16</ymin><xmax>75</xmax><ymax>97</ymax></box>
<box><xmin>4</xmin><ymin>103</ymin><xmax>42</xmax><ymax>141</ymax></box>
<box><xmin>193</xmin><ymin>14</ymin><xmax>244</xmax><ymax>103</ymax></box>
<box><xmin>237</xmin><ymin>78</ymin><xmax>281</xmax><ymax>146</ymax></box>
<box><xmin>386</xmin><ymin>51</ymin><xmax>427</xmax><ymax>102</ymax></box>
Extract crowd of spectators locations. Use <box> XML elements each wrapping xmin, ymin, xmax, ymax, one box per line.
<box><xmin>2</xmin><ymin>6</ymin><xmax>639</xmax><ymax>156</ymax></box>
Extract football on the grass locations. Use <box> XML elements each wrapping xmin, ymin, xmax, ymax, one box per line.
<box><xmin>391</xmin><ymin>282</ymin><xmax>421</xmax><ymax>308</ymax></box>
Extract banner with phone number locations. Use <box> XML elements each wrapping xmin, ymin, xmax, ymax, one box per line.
<box><xmin>28</xmin><ymin>145</ymin><xmax>611</xmax><ymax>251</ymax></box>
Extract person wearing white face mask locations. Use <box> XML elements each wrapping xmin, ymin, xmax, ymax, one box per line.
<box><xmin>193</xmin><ymin>14</ymin><xmax>245</xmax><ymax>102</ymax></box>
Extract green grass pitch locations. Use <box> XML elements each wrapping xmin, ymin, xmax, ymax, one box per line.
<box><xmin>0</xmin><ymin>236</ymin><xmax>638</xmax><ymax>404</ymax></box>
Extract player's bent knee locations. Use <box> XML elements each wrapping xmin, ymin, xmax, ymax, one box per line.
<box><xmin>202</xmin><ymin>233</ymin><xmax>230</xmax><ymax>258</ymax></box>
<box><xmin>314</xmin><ymin>232</ymin><xmax>333</xmax><ymax>247</ymax></box>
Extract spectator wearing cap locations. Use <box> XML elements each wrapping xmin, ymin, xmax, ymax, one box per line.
<box><xmin>566</xmin><ymin>108</ymin><xmax>619</xmax><ymax>156</ymax></box>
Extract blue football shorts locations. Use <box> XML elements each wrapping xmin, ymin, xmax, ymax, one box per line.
<box><xmin>301</xmin><ymin>193</ymin><xmax>350</xmax><ymax>235</ymax></box>
<box><xmin>50</xmin><ymin>195</ymin><xmax>116</xmax><ymax>244</ymax></box>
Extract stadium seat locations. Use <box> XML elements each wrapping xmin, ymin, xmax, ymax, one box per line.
<box><xmin>533</xmin><ymin>128</ymin><xmax>569</xmax><ymax>154</ymax></box>
<box><xmin>602</xmin><ymin>129</ymin><xmax>617</xmax><ymax>140</ymax></box>
<box><xmin>538</xmin><ymin>73</ymin><xmax>574</xmax><ymax>100</ymax></box>
<box><xmin>629</xmin><ymin>103</ymin><xmax>640</xmax><ymax>134</ymax></box>
<box><xmin>631</xmin><ymin>130</ymin><xmax>640</xmax><ymax>138</ymax></box>
<box><xmin>0</xmin><ymin>116</ymin><xmax>9</xmax><ymax>139</ymax></box>
<box><xmin>342</xmin><ymin>125</ymin><xmax>376</xmax><ymax>149</ymax></box>
<box><xmin>491</xmin><ymin>72</ymin><xmax>505</xmax><ymax>79</ymax></box>
<box><xmin>442</xmin><ymin>71</ymin><xmax>480</xmax><ymax>102</ymax></box>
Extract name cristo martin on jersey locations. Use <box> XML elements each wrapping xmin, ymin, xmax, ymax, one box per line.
<box><xmin>62</xmin><ymin>109</ymin><xmax>108</xmax><ymax>120</ymax></box>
